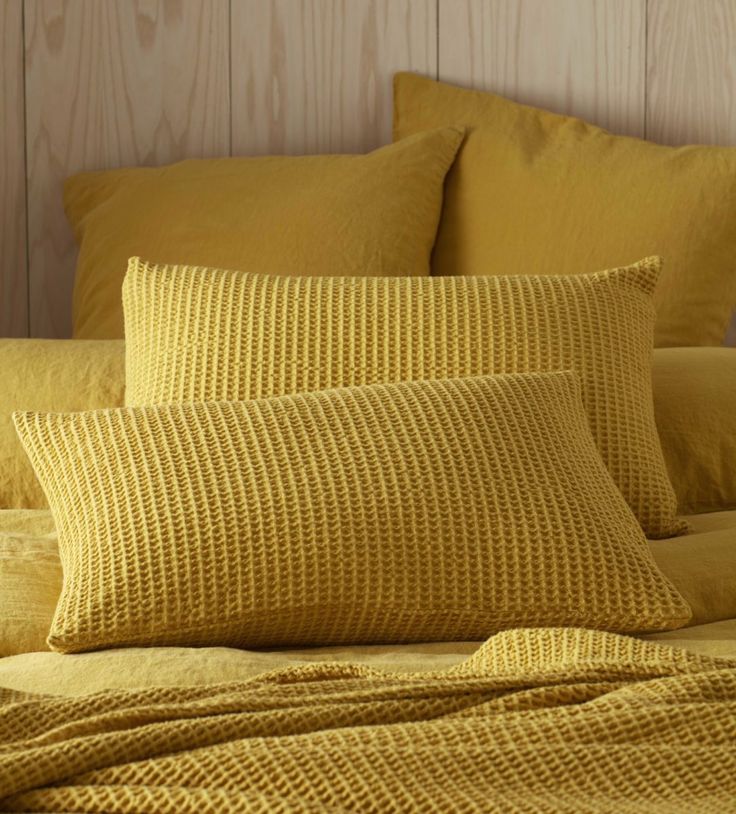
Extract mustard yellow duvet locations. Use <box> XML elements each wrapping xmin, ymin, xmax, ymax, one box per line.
<box><xmin>1</xmin><ymin>627</ymin><xmax>735</xmax><ymax>812</ymax></box>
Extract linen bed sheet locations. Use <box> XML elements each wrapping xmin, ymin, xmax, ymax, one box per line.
<box><xmin>1</xmin><ymin>507</ymin><xmax>735</xmax><ymax>695</ymax></box>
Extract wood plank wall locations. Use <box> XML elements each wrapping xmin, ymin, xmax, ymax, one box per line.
<box><xmin>0</xmin><ymin>1</ymin><xmax>27</xmax><ymax>336</ymax></box>
<box><xmin>1</xmin><ymin>0</ymin><xmax>735</xmax><ymax>338</ymax></box>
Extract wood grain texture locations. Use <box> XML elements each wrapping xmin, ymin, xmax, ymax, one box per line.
<box><xmin>647</xmin><ymin>0</ymin><xmax>736</xmax><ymax>145</ymax></box>
<box><xmin>0</xmin><ymin>0</ymin><xmax>28</xmax><ymax>337</ymax></box>
<box><xmin>24</xmin><ymin>0</ymin><xmax>230</xmax><ymax>338</ymax></box>
<box><xmin>438</xmin><ymin>0</ymin><xmax>646</xmax><ymax>137</ymax></box>
<box><xmin>231</xmin><ymin>0</ymin><xmax>438</xmax><ymax>156</ymax></box>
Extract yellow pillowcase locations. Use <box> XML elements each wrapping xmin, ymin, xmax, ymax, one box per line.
<box><xmin>650</xmin><ymin>528</ymin><xmax>736</xmax><ymax>628</ymax></box>
<box><xmin>0</xmin><ymin>340</ymin><xmax>125</xmax><ymax>509</ymax></box>
<box><xmin>124</xmin><ymin>256</ymin><xmax>685</xmax><ymax>539</ymax></box>
<box><xmin>393</xmin><ymin>73</ymin><xmax>736</xmax><ymax>348</ymax></box>
<box><xmin>64</xmin><ymin>128</ymin><xmax>463</xmax><ymax>339</ymax></box>
<box><xmin>653</xmin><ymin>348</ymin><xmax>736</xmax><ymax>515</ymax></box>
<box><xmin>14</xmin><ymin>372</ymin><xmax>690</xmax><ymax>653</ymax></box>
<box><xmin>0</xmin><ymin>510</ymin><xmax>60</xmax><ymax>657</ymax></box>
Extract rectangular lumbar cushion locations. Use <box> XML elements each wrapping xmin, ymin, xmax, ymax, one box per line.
<box><xmin>124</xmin><ymin>256</ymin><xmax>685</xmax><ymax>539</ymax></box>
<box><xmin>15</xmin><ymin>372</ymin><xmax>689</xmax><ymax>654</ymax></box>
<box><xmin>64</xmin><ymin>128</ymin><xmax>463</xmax><ymax>339</ymax></box>
<box><xmin>393</xmin><ymin>72</ymin><xmax>736</xmax><ymax>348</ymax></box>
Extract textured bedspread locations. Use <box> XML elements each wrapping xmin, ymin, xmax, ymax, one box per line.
<box><xmin>1</xmin><ymin>628</ymin><xmax>735</xmax><ymax>813</ymax></box>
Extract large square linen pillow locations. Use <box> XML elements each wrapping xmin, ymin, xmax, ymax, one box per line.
<box><xmin>124</xmin><ymin>256</ymin><xmax>685</xmax><ymax>539</ymax></box>
<box><xmin>64</xmin><ymin>127</ymin><xmax>463</xmax><ymax>339</ymax></box>
<box><xmin>15</xmin><ymin>372</ymin><xmax>690</xmax><ymax>653</ymax></box>
<box><xmin>393</xmin><ymin>72</ymin><xmax>736</xmax><ymax>348</ymax></box>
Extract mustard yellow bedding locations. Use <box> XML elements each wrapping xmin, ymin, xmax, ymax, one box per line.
<box><xmin>653</xmin><ymin>347</ymin><xmax>736</xmax><ymax>515</ymax></box>
<box><xmin>1</xmin><ymin>628</ymin><xmax>735</xmax><ymax>813</ymax></box>
<box><xmin>0</xmin><ymin>340</ymin><xmax>125</xmax><ymax>509</ymax></box>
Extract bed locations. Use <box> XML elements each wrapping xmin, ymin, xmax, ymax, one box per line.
<box><xmin>2</xmin><ymin>72</ymin><xmax>736</xmax><ymax>812</ymax></box>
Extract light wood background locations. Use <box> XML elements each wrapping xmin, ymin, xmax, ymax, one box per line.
<box><xmin>1</xmin><ymin>0</ymin><xmax>735</xmax><ymax>338</ymax></box>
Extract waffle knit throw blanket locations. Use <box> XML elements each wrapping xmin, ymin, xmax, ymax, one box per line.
<box><xmin>1</xmin><ymin>628</ymin><xmax>735</xmax><ymax>813</ymax></box>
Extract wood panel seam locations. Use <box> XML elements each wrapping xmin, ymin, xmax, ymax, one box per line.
<box><xmin>228</xmin><ymin>0</ymin><xmax>233</xmax><ymax>157</ymax></box>
<box><xmin>436</xmin><ymin>0</ymin><xmax>440</xmax><ymax>79</ymax></box>
<box><xmin>21</xmin><ymin>0</ymin><xmax>30</xmax><ymax>336</ymax></box>
<box><xmin>644</xmin><ymin>0</ymin><xmax>649</xmax><ymax>140</ymax></box>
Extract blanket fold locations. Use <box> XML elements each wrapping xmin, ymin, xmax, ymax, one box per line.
<box><xmin>1</xmin><ymin>628</ymin><xmax>735</xmax><ymax>813</ymax></box>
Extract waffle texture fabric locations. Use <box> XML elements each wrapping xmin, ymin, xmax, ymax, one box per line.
<box><xmin>1</xmin><ymin>628</ymin><xmax>735</xmax><ymax>812</ymax></box>
<box><xmin>4</xmin><ymin>509</ymin><xmax>736</xmax><ymax>664</ymax></box>
<box><xmin>14</xmin><ymin>372</ymin><xmax>689</xmax><ymax>653</ymax></box>
<box><xmin>64</xmin><ymin>128</ymin><xmax>463</xmax><ymax>339</ymax></box>
<box><xmin>124</xmin><ymin>255</ymin><xmax>684</xmax><ymax>539</ymax></box>
<box><xmin>393</xmin><ymin>72</ymin><xmax>736</xmax><ymax>348</ymax></box>
<box><xmin>0</xmin><ymin>340</ymin><xmax>125</xmax><ymax>508</ymax></box>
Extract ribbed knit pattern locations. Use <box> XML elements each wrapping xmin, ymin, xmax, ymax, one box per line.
<box><xmin>14</xmin><ymin>372</ymin><xmax>688</xmax><ymax>654</ymax></box>
<box><xmin>2</xmin><ymin>628</ymin><xmax>735</xmax><ymax>813</ymax></box>
<box><xmin>123</xmin><ymin>256</ymin><xmax>685</xmax><ymax>539</ymax></box>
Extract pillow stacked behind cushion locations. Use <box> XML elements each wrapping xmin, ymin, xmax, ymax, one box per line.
<box><xmin>64</xmin><ymin>128</ymin><xmax>464</xmax><ymax>339</ymax></box>
<box><xmin>653</xmin><ymin>348</ymin><xmax>736</xmax><ymax>515</ymax></box>
<box><xmin>14</xmin><ymin>372</ymin><xmax>690</xmax><ymax>654</ymax></box>
<box><xmin>393</xmin><ymin>72</ymin><xmax>736</xmax><ymax>348</ymax></box>
<box><xmin>123</xmin><ymin>256</ymin><xmax>685</xmax><ymax>539</ymax></box>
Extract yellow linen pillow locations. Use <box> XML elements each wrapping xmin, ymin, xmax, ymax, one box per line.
<box><xmin>65</xmin><ymin>128</ymin><xmax>463</xmax><ymax>339</ymax></box>
<box><xmin>14</xmin><ymin>372</ymin><xmax>690</xmax><ymax>653</ymax></box>
<box><xmin>653</xmin><ymin>348</ymin><xmax>736</xmax><ymax>515</ymax></box>
<box><xmin>650</xmin><ymin>528</ymin><xmax>736</xmax><ymax>628</ymax></box>
<box><xmin>0</xmin><ymin>340</ymin><xmax>125</xmax><ymax>509</ymax></box>
<box><xmin>393</xmin><ymin>72</ymin><xmax>736</xmax><ymax>348</ymax></box>
<box><xmin>124</xmin><ymin>256</ymin><xmax>685</xmax><ymax>539</ymax></box>
<box><xmin>0</xmin><ymin>510</ymin><xmax>60</xmax><ymax>656</ymax></box>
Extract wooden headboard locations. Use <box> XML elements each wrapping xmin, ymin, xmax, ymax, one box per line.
<box><xmin>2</xmin><ymin>0</ymin><xmax>734</xmax><ymax>338</ymax></box>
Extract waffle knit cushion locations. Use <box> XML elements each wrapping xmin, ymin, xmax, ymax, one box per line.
<box><xmin>14</xmin><ymin>373</ymin><xmax>689</xmax><ymax>653</ymax></box>
<box><xmin>124</xmin><ymin>256</ymin><xmax>685</xmax><ymax>539</ymax></box>
<box><xmin>64</xmin><ymin>128</ymin><xmax>463</xmax><ymax>339</ymax></box>
<box><xmin>393</xmin><ymin>72</ymin><xmax>736</xmax><ymax>348</ymax></box>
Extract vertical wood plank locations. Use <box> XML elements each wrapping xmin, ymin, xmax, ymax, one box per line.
<box><xmin>24</xmin><ymin>0</ymin><xmax>230</xmax><ymax>338</ymax></box>
<box><xmin>231</xmin><ymin>0</ymin><xmax>438</xmax><ymax>156</ymax></box>
<box><xmin>647</xmin><ymin>0</ymin><xmax>736</xmax><ymax>145</ymax></box>
<box><xmin>0</xmin><ymin>0</ymin><xmax>28</xmax><ymax>337</ymax></box>
<box><xmin>438</xmin><ymin>0</ymin><xmax>646</xmax><ymax>137</ymax></box>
